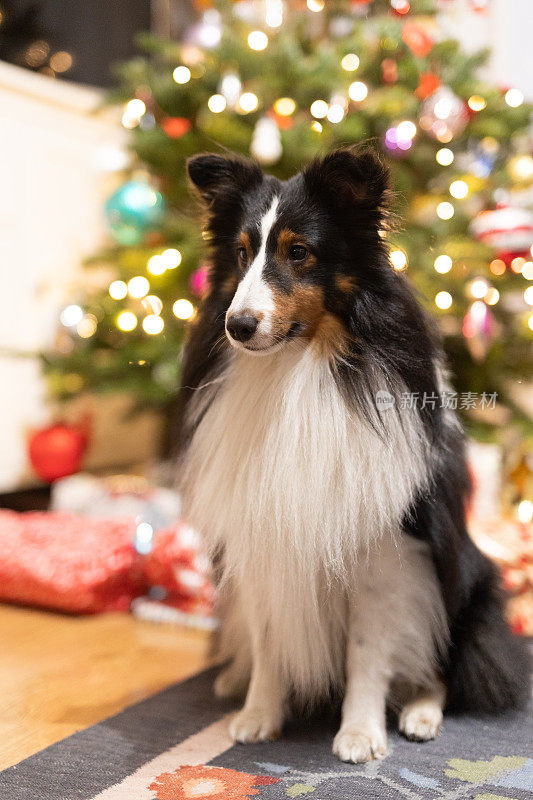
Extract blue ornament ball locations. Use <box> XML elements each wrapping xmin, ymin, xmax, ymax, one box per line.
<box><xmin>105</xmin><ymin>180</ymin><xmax>166</xmax><ymax>245</ymax></box>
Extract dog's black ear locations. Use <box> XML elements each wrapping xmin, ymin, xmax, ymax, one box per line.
<box><xmin>304</xmin><ymin>147</ymin><xmax>389</xmax><ymax>210</ymax></box>
<box><xmin>187</xmin><ymin>153</ymin><xmax>263</xmax><ymax>203</ymax></box>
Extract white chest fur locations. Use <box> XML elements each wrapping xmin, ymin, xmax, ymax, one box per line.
<box><xmin>182</xmin><ymin>345</ymin><xmax>437</xmax><ymax>695</ymax></box>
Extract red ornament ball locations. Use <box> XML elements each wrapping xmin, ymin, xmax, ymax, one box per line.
<box><xmin>382</xmin><ymin>58</ymin><xmax>398</xmax><ymax>84</ymax></box>
<box><xmin>402</xmin><ymin>21</ymin><xmax>434</xmax><ymax>57</ymax></box>
<box><xmin>28</xmin><ymin>423</ymin><xmax>88</xmax><ymax>483</ymax></box>
<box><xmin>416</xmin><ymin>72</ymin><xmax>440</xmax><ymax>100</ymax></box>
<box><xmin>162</xmin><ymin>117</ymin><xmax>192</xmax><ymax>139</ymax></box>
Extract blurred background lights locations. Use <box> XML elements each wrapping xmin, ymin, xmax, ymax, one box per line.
<box><xmin>348</xmin><ymin>81</ymin><xmax>368</xmax><ymax>102</ymax></box>
<box><xmin>116</xmin><ymin>311</ymin><xmax>137</xmax><ymax>331</ymax></box>
<box><xmin>437</xmin><ymin>201</ymin><xmax>454</xmax><ymax>220</ymax></box>
<box><xmin>390</xmin><ymin>250</ymin><xmax>407</xmax><ymax>270</ymax></box>
<box><xmin>470</xmin><ymin>299</ymin><xmax>487</xmax><ymax>322</ymax></box>
<box><xmin>134</xmin><ymin>521</ymin><xmax>154</xmax><ymax>555</ymax></box>
<box><xmin>522</xmin><ymin>262</ymin><xmax>533</xmax><ymax>280</ymax></box>
<box><xmin>509</xmin><ymin>155</ymin><xmax>533</xmax><ymax>183</ymax></box>
<box><xmin>208</xmin><ymin>94</ymin><xmax>226</xmax><ymax>113</ymax></box>
<box><xmin>77</xmin><ymin>314</ymin><xmax>97</xmax><ymax>338</ymax></box>
<box><xmin>391</xmin><ymin>0</ymin><xmax>410</xmax><ymax>13</ymax></box>
<box><xmin>25</xmin><ymin>40</ymin><xmax>49</xmax><ymax>68</ymax></box>
<box><xmin>450</xmin><ymin>180</ymin><xmax>469</xmax><ymax>199</ymax></box>
<box><xmin>128</xmin><ymin>276</ymin><xmax>150</xmax><ymax>298</ymax></box>
<box><xmin>524</xmin><ymin>286</ymin><xmax>533</xmax><ymax>305</ymax></box>
<box><xmin>528</xmin><ymin>314</ymin><xmax>533</xmax><ymax>332</ymax></box>
<box><xmin>341</xmin><ymin>53</ymin><xmax>359</xmax><ymax>71</ymax></box>
<box><xmin>173</xmin><ymin>299</ymin><xmax>195</xmax><ymax>319</ymax></box>
<box><xmin>126</xmin><ymin>99</ymin><xmax>145</xmax><ymax>117</ymax></box>
<box><xmin>142</xmin><ymin>314</ymin><xmax>164</xmax><ymax>334</ymax></box>
<box><xmin>511</xmin><ymin>257</ymin><xmax>525</xmax><ymax>274</ymax></box>
<box><xmin>485</xmin><ymin>288</ymin><xmax>500</xmax><ymax>305</ymax></box>
<box><xmin>173</xmin><ymin>65</ymin><xmax>191</xmax><ymax>84</ymax></box>
<box><xmin>434</xmin><ymin>255</ymin><xmax>452</xmax><ymax>273</ymax></box>
<box><xmin>142</xmin><ymin>295</ymin><xmax>163</xmax><ymax>315</ymax></box>
<box><xmin>238</xmin><ymin>92</ymin><xmax>259</xmax><ymax>112</ymax></box>
<box><xmin>433</xmin><ymin>94</ymin><xmax>455</xmax><ymax>121</ymax></box>
<box><xmin>435</xmin><ymin>291</ymin><xmax>453</xmax><ymax>309</ymax></box>
<box><xmin>311</xmin><ymin>121</ymin><xmax>323</xmax><ymax>133</ymax></box>
<box><xmin>505</xmin><ymin>88</ymin><xmax>524</xmax><ymax>107</ymax></box>
<box><xmin>436</xmin><ymin>148</ymin><xmax>454</xmax><ymax>166</ymax></box>
<box><xmin>265</xmin><ymin>0</ymin><xmax>283</xmax><ymax>27</ymax></box>
<box><xmin>470</xmin><ymin>277</ymin><xmax>489</xmax><ymax>298</ymax></box>
<box><xmin>307</xmin><ymin>0</ymin><xmax>325</xmax><ymax>11</ymax></box>
<box><xmin>490</xmin><ymin>258</ymin><xmax>506</xmax><ymax>276</ymax></box>
<box><xmin>160</xmin><ymin>248</ymin><xmax>182</xmax><ymax>269</ymax></box>
<box><xmin>147</xmin><ymin>255</ymin><xmax>166</xmax><ymax>275</ymax></box>
<box><xmin>468</xmin><ymin>95</ymin><xmax>486</xmax><ymax>112</ymax></box>
<box><xmin>310</xmin><ymin>100</ymin><xmax>328</xmax><ymax>118</ymax></box>
<box><xmin>60</xmin><ymin>304</ymin><xmax>83</xmax><ymax>327</ymax></box>
<box><xmin>248</xmin><ymin>30</ymin><xmax>268</xmax><ymax>50</ymax></box>
<box><xmin>396</xmin><ymin>120</ymin><xmax>417</xmax><ymax>141</ymax></box>
<box><xmin>326</xmin><ymin>103</ymin><xmax>345</xmax><ymax>123</ymax></box>
<box><xmin>220</xmin><ymin>72</ymin><xmax>241</xmax><ymax>106</ymax></box>
<box><xmin>49</xmin><ymin>51</ymin><xmax>73</xmax><ymax>73</ymax></box>
<box><xmin>196</xmin><ymin>11</ymin><xmax>222</xmax><ymax>48</ymax></box>
<box><xmin>109</xmin><ymin>280</ymin><xmax>127</xmax><ymax>300</ymax></box>
<box><xmin>274</xmin><ymin>97</ymin><xmax>296</xmax><ymax>116</ymax></box>
<box><xmin>385</xmin><ymin>120</ymin><xmax>416</xmax><ymax>153</ymax></box>
<box><xmin>517</xmin><ymin>499</ymin><xmax>533</xmax><ymax>524</ymax></box>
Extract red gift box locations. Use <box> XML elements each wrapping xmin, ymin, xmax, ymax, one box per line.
<box><xmin>0</xmin><ymin>509</ymin><xmax>215</xmax><ymax>616</ymax></box>
<box><xmin>0</xmin><ymin>510</ymin><xmax>140</xmax><ymax>613</ymax></box>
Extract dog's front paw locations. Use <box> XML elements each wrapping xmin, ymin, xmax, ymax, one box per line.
<box><xmin>399</xmin><ymin>700</ymin><xmax>442</xmax><ymax>742</ymax></box>
<box><xmin>333</xmin><ymin>725</ymin><xmax>387</xmax><ymax>763</ymax></box>
<box><xmin>229</xmin><ymin>707</ymin><xmax>283</xmax><ymax>744</ymax></box>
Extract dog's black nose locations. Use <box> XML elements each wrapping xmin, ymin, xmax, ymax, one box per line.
<box><xmin>227</xmin><ymin>314</ymin><xmax>259</xmax><ymax>342</ymax></box>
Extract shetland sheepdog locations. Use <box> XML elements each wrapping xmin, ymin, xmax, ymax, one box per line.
<box><xmin>176</xmin><ymin>147</ymin><xmax>529</xmax><ymax>763</ymax></box>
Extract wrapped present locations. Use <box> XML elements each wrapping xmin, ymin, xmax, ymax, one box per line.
<box><xmin>0</xmin><ymin>510</ymin><xmax>141</xmax><ymax>613</ymax></box>
<box><xmin>0</xmin><ymin>508</ymin><xmax>215</xmax><ymax>621</ymax></box>
<box><xmin>144</xmin><ymin>524</ymin><xmax>213</xmax><ymax>604</ymax></box>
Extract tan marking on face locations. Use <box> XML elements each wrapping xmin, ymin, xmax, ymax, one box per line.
<box><xmin>335</xmin><ymin>274</ymin><xmax>357</xmax><ymax>296</ymax></box>
<box><xmin>275</xmin><ymin>229</ymin><xmax>317</xmax><ymax>274</ymax></box>
<box><xmin>266</xmin><ymin>283</ymin><xmax>349</xmax><ymax>358</ymax></box>
<box><xmin>312</xmin><ymin>312</ymin><xmax>351</xmax><ymax>358</ymax></box>
<box><xmin>269</xmin><ymin>284</ymin><xmax>324</xmax><ymax>341</ymax></box>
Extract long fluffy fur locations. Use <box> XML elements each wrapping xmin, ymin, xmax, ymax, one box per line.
<box><xmin>182</xmin><ymin>344</ymin><xmax>446</xmax><ymax>699</ymax></box>
<box><xmin>178</xmin><ymin>147</ymin><xmax>530</xmax><ymax>715</ymax></box>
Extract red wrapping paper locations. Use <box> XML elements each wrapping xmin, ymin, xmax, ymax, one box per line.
<box><xmin>0</xmin><ymin>509</ymin><xmax>214</xmax><ymax>615</ymax></box>
<box><xmin>0</xmin><ymin>510</ymin><xmax>140</xmax><ymax>612</ymax></box>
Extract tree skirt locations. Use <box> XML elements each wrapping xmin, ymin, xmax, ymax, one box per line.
<box><xmin>1</xmin><ymin>669</ymin><xmax>531</xmax><ymax>800</ymax></box>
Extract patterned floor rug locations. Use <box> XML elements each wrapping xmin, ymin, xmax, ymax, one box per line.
<box><xmin>1</xmin><ymin>668</ymin><xmax>531</xmax><ymax>800</ymax></box>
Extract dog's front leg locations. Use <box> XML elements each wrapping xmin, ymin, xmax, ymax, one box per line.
<box><xmin>333</xmin><ymin>599</ymin><xmax>390</xmax><ymax>763</ymax></box>
<box><xmin>229</xmin><ymin>622</ymin><xmax>285</xmax><ymax>743</ymax></box>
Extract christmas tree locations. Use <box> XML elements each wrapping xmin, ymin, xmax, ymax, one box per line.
<box><xmin>43</xmin><ymin>0</ymin><xmax>533</xmax><ymax>445</ymax></box>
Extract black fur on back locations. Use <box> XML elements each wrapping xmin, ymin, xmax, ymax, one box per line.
<box><xmin>178</xmin><ymin>147</ymin><xmax>530</xmax><ymax>713</ymax></box>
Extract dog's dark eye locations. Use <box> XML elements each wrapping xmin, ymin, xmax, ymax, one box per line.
<box><xmin>289</xmin><ymin>245</ymin><xmax>308</xmax><ymax>261</ymax></box>
<box><xmin>237</xmin><ymin>247</ymin><xmax>247</xmax><ymax>263</ymax></box>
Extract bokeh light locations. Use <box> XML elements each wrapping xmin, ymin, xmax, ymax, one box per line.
<box><xmin>434</xmin><ymin>255</ymin><xmax>452</xmax><ymax>273</ymax></box>
<box><xmin>116</xmin><ymin>311</ymin><xmax>137</xmax><ymax>331</ymax></box>
<box><xmin>173</xmin><ymin>299</ymin><xmax>195</xmax><ymax>319</ymax></box>
<box><xmin>435</xmin><ymin>291</ymin><xmax>453</xmax><ymax>309</ymax></box>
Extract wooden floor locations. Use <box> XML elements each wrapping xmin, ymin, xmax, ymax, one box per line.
<box><xmin>0</xmin><ymin>604</ymin><xmax>209</xmax><ymax>771</ymax></box>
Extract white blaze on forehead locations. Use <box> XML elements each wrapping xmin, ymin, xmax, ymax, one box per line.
<box><xmin>228</xmin><ymin>196</ymin><xmax>279</xmax><ymax>328</ymax></box>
